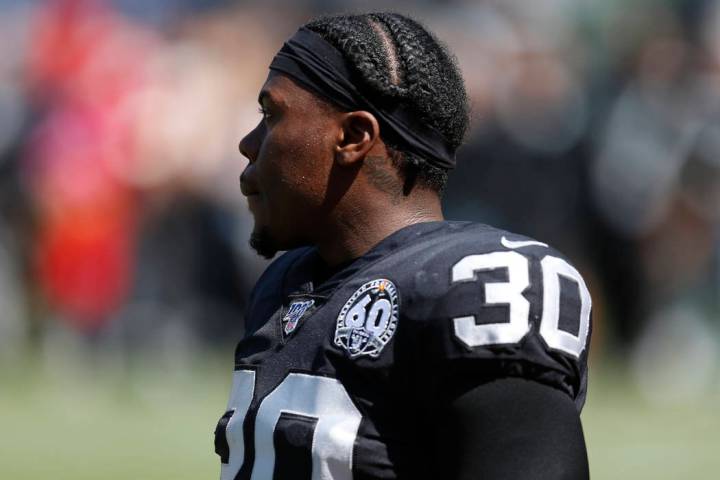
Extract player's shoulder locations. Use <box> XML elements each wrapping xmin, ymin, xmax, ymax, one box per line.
<box><xmin>427</xmin><ymin>221</ymin><xmax>569</xmax><ymax>261</ymax></box>
<box><xmin>361</xmin><ymin>221</ymin><xmax>592</xmax><ymax>409</ymax></box>
<box><xmin>386</xmin><ymin>221</ymin><xmax>574</xmax><ymax>282</ymax></box>
<box><xmin>384</xmin><ymin>221</ymin><xmax>588</xmax><ymax>322</ymax></box>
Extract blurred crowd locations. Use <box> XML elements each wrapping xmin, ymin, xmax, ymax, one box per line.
<box><xmin>0</xmin><ymin>0</ymin><xmax>718</xmax><ymax>403</ymax></box>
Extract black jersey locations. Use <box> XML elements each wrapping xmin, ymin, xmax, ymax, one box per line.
<box><xmin>214</xmin><ymin>221</ymin><xmax>592</xmax><ymax>480</ymax></box>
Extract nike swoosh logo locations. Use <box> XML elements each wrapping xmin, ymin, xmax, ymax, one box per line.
<box><xmin>501</xmin><ymin>236</ymin><xmax>548</xmax><ymax>249</ymax></box>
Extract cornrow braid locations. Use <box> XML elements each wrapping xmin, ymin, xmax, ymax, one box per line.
<box><xmin>304</xmin><ymin>12</ymin><xmax>469</xmax><ymax>195</ymax></box>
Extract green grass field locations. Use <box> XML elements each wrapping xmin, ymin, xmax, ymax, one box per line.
<box><xmin>1</xmin><ymin>354</ymin><xmax>718</xmax><ymax>479</ymax></box>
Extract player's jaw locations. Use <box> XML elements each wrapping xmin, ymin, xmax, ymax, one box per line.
<box><xmin>240</xmin><ymin>185</ymin><xmax>286</xmax><ymax>258</ymax></box>
<box><xmin>249</xmin><ymin>227</ymin><xmax>279</xmax><ymax>259</ymax></box>
<box><xmin>239</xmin><ymin>188</ymin><xmax>272</xmax><ymax>258</ymax></box>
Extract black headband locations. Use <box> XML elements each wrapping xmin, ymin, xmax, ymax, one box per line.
<box><xmin>269</xmin><ymin>27</ymin><xmax>456</xmax><ymax>170</ymax></box>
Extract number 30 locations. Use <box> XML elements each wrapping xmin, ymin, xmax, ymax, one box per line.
<box><xmin>220</xmin><ymin>371</ymin><xmax>361</xmax><ymax>480</ymax></box>
<box><xmin>452</xmin><ymin>252</ymin><xmax>591</xmax><ymax>358</ymax></box>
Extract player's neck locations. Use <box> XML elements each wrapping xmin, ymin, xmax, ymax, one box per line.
<box><xmin>316</xmin><ymin>192</ymin><xmax>444</xmax><ymax>266</ymax></box>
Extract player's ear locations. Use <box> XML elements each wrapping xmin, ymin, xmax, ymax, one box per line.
<box><xmin>335</xmin><ymin>111</ymin><xmax>380</xmax><ymax>167</ymax></box>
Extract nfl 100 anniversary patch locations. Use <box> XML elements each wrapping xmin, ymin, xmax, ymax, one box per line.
<box><xmin>334</xmin><ymin>279</ymin><xmax>399</xmax><ymax>358</ymax></box>
<box><xmin>282</xmin><ymin>299</ymin><xmax>315</xmax><ymax>337</ymax></box>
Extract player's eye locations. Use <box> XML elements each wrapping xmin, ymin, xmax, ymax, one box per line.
<box><xmin>258</xmin><ymin>106</ymin><xmax>271</xmax><ymax>120</ymax></box>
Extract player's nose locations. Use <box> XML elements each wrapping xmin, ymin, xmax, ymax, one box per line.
<box><xmin>239</xmin><ymin>124</ymin><xmax>262</xmax><ymax>164</ymax></box>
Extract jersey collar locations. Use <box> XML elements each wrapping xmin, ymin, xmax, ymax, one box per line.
<box><xmin>283</xmin><ymin>221</ymin><xmax>458</xmax><ymax>298</ymax></box>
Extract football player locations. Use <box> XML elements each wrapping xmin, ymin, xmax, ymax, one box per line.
<box><xmin>215</xmin><ymin>12</ymin><xmax>591</xmax><ymax>480</ymax></box>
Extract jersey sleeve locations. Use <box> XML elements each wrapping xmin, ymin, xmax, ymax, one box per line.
<box><xmin>398</xmin><ymin>233</ymin><xmax>592</xmax><ymax>411</ymax></box>
<box><xmin>431</xmin><ymin>377</ymin><xmax>589</xmax><ymax>479</ymax></box>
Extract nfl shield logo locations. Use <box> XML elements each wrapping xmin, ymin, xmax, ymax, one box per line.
<box><xmin>334</xmin><ymin>279</ymin><xmax>399</xmax><ymax>358</ymax></box>
<box><xmin>282</xmin><ymin>299</ymin><xmax>315</xmax><ymax>336</ymax></box>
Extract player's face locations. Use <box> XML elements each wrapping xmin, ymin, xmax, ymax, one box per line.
<box><xmin>239</xmin><ymin>71</ymin><xmax>341</xmax><ymax>258</ymax></box>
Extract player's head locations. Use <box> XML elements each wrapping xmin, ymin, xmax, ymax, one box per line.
<box><xmin>239</xmin><ymin>12</ymin><xmax>469</xmax><ymax>258</ymax></box>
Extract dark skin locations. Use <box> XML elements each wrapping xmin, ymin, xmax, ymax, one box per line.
<box><xmin>239</xmin><ymin>71</ymin><xmax>443</xmax><ymax>265</ymax></box>
<box><xmin>238</xmin><ymin>70</ymin><xmax>589</xmax><ymax>480</ymax></box>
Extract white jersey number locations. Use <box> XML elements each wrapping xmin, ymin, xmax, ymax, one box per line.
<box><xmin>220</xmin><ymin>372</ymin><xmax>362</xmax><ymax>480</ymax></box>
<box><xmin>452</xmin><ymin>252</ymin><xmax>591</xmax><ymax>358</ymax></box>
<box><xmin>452</xmin><ymin>252</ymin><xmax>531</xmax><ymax>347</ymax></box>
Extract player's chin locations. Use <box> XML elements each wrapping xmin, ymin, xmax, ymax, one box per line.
<box><xmin>250</xmin><ymin>222</ymin><xmax>312</xmax><ymax>259</ymax></box>
<box><xmin>249</xmin><ymin>227</ymin><xmax>280</xmax><ymax>259</ymax></box>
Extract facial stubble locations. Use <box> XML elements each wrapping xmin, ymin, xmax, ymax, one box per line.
<box><xmin>249</xmin><ymin>227</ymin><xmax>279</xmax><ymax>259</ymax></box>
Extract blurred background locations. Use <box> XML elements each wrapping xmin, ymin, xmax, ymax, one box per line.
<box><xmin>0</xmin><ymin>0</ymin><xmax>718</xmax><ymax>478</ymax></box>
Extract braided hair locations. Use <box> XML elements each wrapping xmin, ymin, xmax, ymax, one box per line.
<box><xmin>304</xmin><ymin>12</ymin><xmax>469</xmax><ymax>195</ymax></box>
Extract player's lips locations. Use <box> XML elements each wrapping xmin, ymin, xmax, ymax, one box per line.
<box><xmin>244</xmin><ymin>191</ymin><xmax>263</xmax><ymax>216</ymax></box>
<box><xmin>246</xmin><ymin>194</ymin><xmax>261</xmax><ymax>207</ymax></box>
<box><xmin>239</xmin><ymin>178</ymin><xmax>260</xmax><ymax>198</ymax></box>
<box><xmin>245</xmin><ymin>192</ymin><xmax>261</xmax><ymax>211</ymax></box>
<box><xmin>240</xmin><ymin>180</ymin><xmax>262</xmax><ymax>216</ymax></box>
